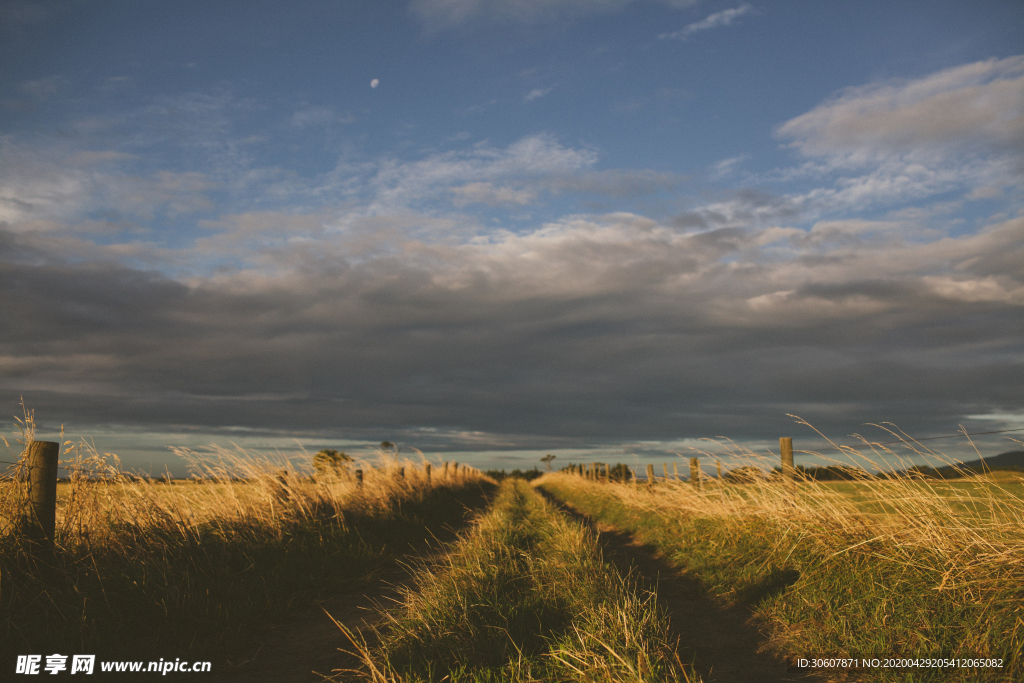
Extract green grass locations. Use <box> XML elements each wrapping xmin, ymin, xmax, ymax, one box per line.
<box><xmin>539</xmin><ymin>474</ymin><xmax>1024</xmax><ymax>683</ymax></box>
<box><xmin>343</xmin><ymin>478</ymin><xmax>695</xmax><ymax>683</ymax></box>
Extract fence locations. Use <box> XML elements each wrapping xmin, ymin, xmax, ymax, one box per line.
<box><xmin>561</xmin><ymin>426</ymin><xmax>1024</xmax><ymax>487</ymax></box>
<box><xmin>1</xmin><ymin>449</ymin><xmax>473</xmax><ymax>550</ymax></box>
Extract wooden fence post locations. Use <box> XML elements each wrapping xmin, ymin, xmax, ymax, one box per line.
<box><xmin>603</xmin><ymin>463</ymin><xmax>610</xmax><ymax>483</ymax></box>
<box><xmin>398</xmin><ymin>466</ymin><xmax>405</xmax><ymax>479</ymax></box>
<box><xmin>27</xmin><ymin>441</ymin><xmax>59</xmax><ymax>546</ymax></box>
<box><xmin>663</xmin><ymin>463</ymin><xmax>669</xmax><ymax>480</ymax></box>
<box><xmin>690</xmin><ymin>457</ymin><xmax>701</xmax><ymax>490</ymax></box>
<box><xmin>673</xmin><ymin>462</ymin><xmax>679</xmax><ymax>480</ymax></box>
<box><xmin>780</xmin><ymin>437</ymin><xmax>795</xmax><ymax>483</ymax></box>
<box><xmin>646</xmin><ymin>464</ymin><xmax>654</xmax><ymax>488</ymax></box>
<box><xmin>425</xmin><ymin>463</ymin><xmax>431</xmax><ymax>485</ymax></box>
<box><xmin>355</xmin><ymin>469</ymin><xmax>363</xmax><ymax>488</ymax></box>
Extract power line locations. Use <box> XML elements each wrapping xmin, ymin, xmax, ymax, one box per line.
<box><xmin>799</xmin><ymin>427</ymin><xmax>1024</xmax><ymax>452</ymax></box>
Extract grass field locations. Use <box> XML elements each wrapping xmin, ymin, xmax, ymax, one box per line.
<box><xmin>539</xmin><ymin>469</ymin><xmax>1024</xmax><ymax>683</ymax></box>
<box><xmin>4</xmin><ymin>411</ymin><xmax>1023</xmax><ymax>681</ymax></box>
<box><xmin>1</xmin><ymin>436</ymin><xmax>494</xmax><ymax>665</ymax></box>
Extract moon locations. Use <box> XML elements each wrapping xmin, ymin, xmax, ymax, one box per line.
<box><xmin>370</xmin><ymin>79</ymin><xmax>379</xmax><ymax>89</ymax></box>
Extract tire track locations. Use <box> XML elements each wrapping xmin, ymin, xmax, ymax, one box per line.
<box><xmin>535</xmin><ymin>486</ymin><xmax>841</xmax><ymax>683</ymax></box>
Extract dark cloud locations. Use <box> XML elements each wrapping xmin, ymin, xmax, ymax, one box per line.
<box><xmin>3</xmin><ymin>212</ymin><xmax>1022</xmax><ymax>464</ymax></box>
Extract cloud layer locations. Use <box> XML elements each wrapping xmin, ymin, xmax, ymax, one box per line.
<box><xmin>2</xmin><ymin>56</ymin><xmax>1023</xmax><ymax>457</ymax></box>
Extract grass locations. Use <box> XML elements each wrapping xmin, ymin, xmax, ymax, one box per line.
<box><xmin>1</xmin><ymin>426</ymin><xmax>493</xmax><ymax>665</ymax></box>
<box><xmin>539</xmin><ymin>453</ymin><xmax>1024</xmax><ymax>682</ymax></box>
<box><xmin>340</xmin><ymin>478</ymin><xmax>696</xmax><ymax>683</ymax></box>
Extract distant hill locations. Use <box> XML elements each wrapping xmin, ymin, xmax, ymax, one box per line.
<box><xmin>902</xmin><ymin>450</ymin><xmax>1024</xmax><ymax>479</ymax></box>
<box><xmin>957</xmin><ymin>450</ymin><xmax>1024</xmax><ymax>471</ymax></box>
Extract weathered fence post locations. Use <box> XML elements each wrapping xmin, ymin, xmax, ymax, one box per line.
<box><xmin>646</xmin><ymin>464</ymin><xmax>654</xmax><ymax>488</ymax></box>
<box><xmin>673</xmin><ymin>462</ymin><xmax>679</xmax><ymax>480</ymax></box>
<box><xmin>398</xmin><ymin>466</ymin><xmax>405</xmax><ymax>479</ymax></box>
<box><xmin>355</xmin><ymin>469</ymin><xmax>364</xmax><ymax>489</ymax></box>
<box><xmin>780</xmin><ymin>437</ymin><xmax>795</xmax><ymax>484</ymax></box>
<box><xmin>662</xmin><ymin>463</ymin><xmax>669</xmax><ymax>480</ymax></box>
<box><xmin>689</xmin><ymin>457</ymin><xmax>701</xmax><ymax>490</ymax></box>
<box><xmin>425</xmin><ymin>463</ymin><xmax>432</xmax><ymax>485</ymax></box>
<box><xmin>603</xmin><ymin>463</ymin><xmax>610</xmax><ymax>483</ymax></box>
<box><xmin>27</xmin><ymin>440</ymin><xmax>59</xmax><ymax>546</ymax></box>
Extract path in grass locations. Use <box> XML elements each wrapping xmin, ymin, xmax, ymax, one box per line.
<box><xmin>341</xmin><ymin>478</ymin><xmax>692</xmax><ymax>682</ymax></box>
<box><xmin>535</xmin><ymin>487</ymin><xmax>828</xmax><ymax>683</ymax></box>
<box><xmin>539</xmin><ymin>473</ymin><xmax>1023</xmax><ymax>683</ymax></box>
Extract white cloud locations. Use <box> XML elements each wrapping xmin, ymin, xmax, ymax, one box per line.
<box><xmin>524</xmin><ymin>87</ymin><xmax>553</xmax><ymax>102</ymax></box>
<box><xmin>776</xmin><ymin>55</ymin><xmax>1024</xmax><ymax>158</ymax></box>
<box><xmin>710</xmin><ymin>155</ymin><xmax>747</xmax><ymax>179</ymax></box>
<box><xmin>19</xmin><ymin>75</ymin><xmax>64</xmax><ymax>100</ymax></box>
<box><xmin>450</xmin><ymin>182</ymin><xmax>536</xmax><ymax>206</ymax></box>
<box><xmin>290</xmin><ymin>105</ymin><xmax>353</xmax><ymax>127</ymax></box>
<box><xmin>764</xmin><ymin>57</ymin><xmax>1024</xmax><ymax>217</ymax></box>
<box><xmin>660</xmin><ymin>4</ymin><xmax>754</xmax><ymax>40</ymax></box>
<box><xmin>410</xmin><ymin>0</ymin><xmax>695</xmax><ymax>29</ymax></box>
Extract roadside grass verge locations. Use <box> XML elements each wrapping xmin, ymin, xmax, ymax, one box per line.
<box><xmin>538</xmin><ymin>469</ymin><xmax>1024</xmax><ymax>682</ymax></box>
<box><xmin>1</xmin><ymin>436</ymin><xmax>494</xmax><ymax>664</ymax></box>
<box><xmin>342</xmin><ymin>478</ymin><xmax>695</xmax><ymax>683</ymax></box>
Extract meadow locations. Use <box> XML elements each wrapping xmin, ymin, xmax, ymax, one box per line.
<box><xmin>3</xmin><ymin>412</ymin><xmax>1023</xmax><ymax>682</ymax></box>
<box><xmin>538</xmin><ymin>463</ymin><xmax>1024</xmax><ymax>683</ymax></box>
<box><xmin>0</xmin><ymin>427</ymin><xmax>494</xmax><ymax>668</ymax></box>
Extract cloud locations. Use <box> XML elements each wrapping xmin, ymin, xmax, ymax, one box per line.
<box><xmin>290</xmin><ymin>105</ymin><xmax>354</xmax><ymax>127</ymax></box>
<box><xmin>450</xmin><ymin>182</ymin><xmax>536</xmax><ymax>206</ymax></box>
<box><xmin>3</xmin><ymin>64</ymin><xmax>1021</xmax><ymax>459</ymax></box>
<box><xmin>764</xmin><ymin>57</ymin><xmax>1024</xmax><ymax>217</ymax></box>
<box><xmin>4</xmin><ymin>207</ymin><xmax>1021</xmax><ymax>452</ymax></box>
<box><xmin>710</xmin><ymin>155</ymin><xmax>747</xmax><ymax>179</ymax></box>
<box><xmin>777</xmin><ymin>56</ymin><xmax>1024</xmax><ymax>158</ymax></box>
<box><xmin>524</xmin><ymin>87</ymin><xmax>552</xmax><ymax>102</ymax></box>
<box><xmin>660</xmin><ymin>4</ymin><xmax>754</xmax><ymax>40</ymax></box>
<box><xmin>19</xmin><ymin>75</ymin><xmax>64</xmax><ymax>100</ymax></box>
<box><xmin>410</xmin><ymin>0</ymin><xmax>695</xmax><ymax>29</ymax></box>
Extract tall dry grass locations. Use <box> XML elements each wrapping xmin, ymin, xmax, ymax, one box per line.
<box><xmin>0</xmin><ymin>411</ymin><xmax>492</xmax><ymax>663</ymax></box>
<box><xmin>339</xmin><ymin>478</ymin><xmax>695</xmax><ymax>683</ymax></box>
<box><xmin>539</xmin><ymin>422</ymin><xmax>1024</xmax><ymax>682</ymax></box>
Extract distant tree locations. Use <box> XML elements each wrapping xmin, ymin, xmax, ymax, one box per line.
<box><xmin>540</xmin><ymin>454</ymin><xmax>556</xmax><ymax>471</ymax></box>
<box><xmin>723</xmin><ymin>465</ymin><xmax>765</xmax><ymax>484</ymax></box>
<box><xmin>608</xmin><ymin>463</ymin><xmax>633</xmax><ymax>482</ymax></box>
<box><xmin>313</xmin><ymin>449</ymin><xmax>352</xmax><ymax>477</ymax></box>
<box><xmin>484</xmin><ymin>468</ymin><xmax>545</xmax><ymax>481</ymax></box>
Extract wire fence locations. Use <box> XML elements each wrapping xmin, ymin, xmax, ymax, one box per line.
<box><xmin>794</xmin><ymin>426</ymin><xmax>1024</xmax><ymax>454</ymax></box>
<box><xmin>1</xmin><ymin>427</ymin><xmax>1021</xmax><ymax>471</ymax></box>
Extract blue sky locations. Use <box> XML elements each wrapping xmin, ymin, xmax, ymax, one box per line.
<box><xmin>1</xmin><ymin>0</ymin><xmax>1022</xmax><ymax>474</ymax></box>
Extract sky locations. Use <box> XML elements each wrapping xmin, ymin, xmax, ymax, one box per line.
<box><xmin>1</xmin><ymin>0</ymin><xmax>1022</xmax><ymax>475</ymax></box>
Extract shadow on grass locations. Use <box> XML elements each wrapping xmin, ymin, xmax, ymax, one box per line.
<box><xmin>535</xmin><ymin>485</ymin><xmax>823</xmax><ymax>683</ymax></box>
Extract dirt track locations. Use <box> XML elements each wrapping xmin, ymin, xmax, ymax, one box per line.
<box><xmin>538</xmin><ymin>490</ymin><xmax>838</xmax><ymax>683</ymax></box>
<box><xmin>207</xmin><ymin>485</ymin><xmax>838</xmax><ymax>683</ymax></box>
